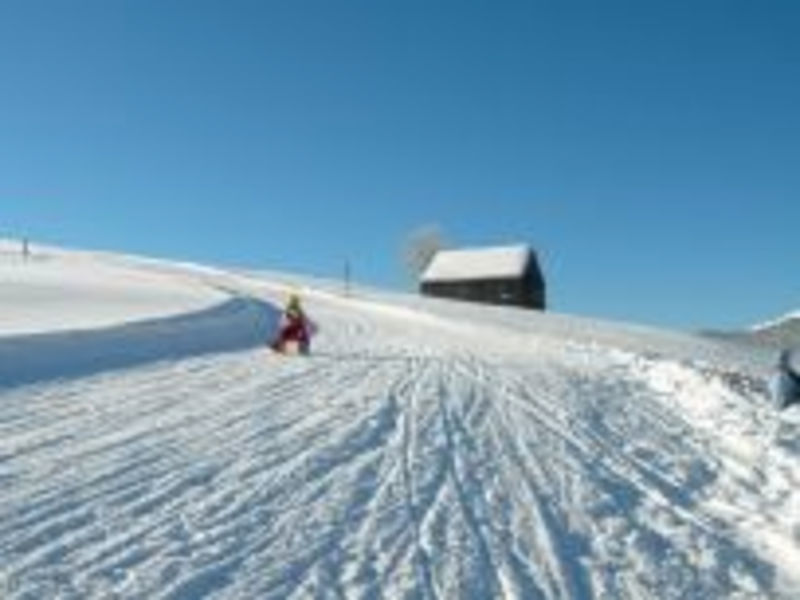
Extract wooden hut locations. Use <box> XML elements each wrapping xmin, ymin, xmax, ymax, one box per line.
<box><xmin>420</xmin><ymin>244</ymin><xmax>546</xmax><ymax>309</ymax></box>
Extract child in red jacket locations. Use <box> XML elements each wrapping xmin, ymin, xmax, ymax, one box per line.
<box><xmin>271</xmin><ymin>294</ymin><xmax>312</xmax><ymax>354</ymax></box>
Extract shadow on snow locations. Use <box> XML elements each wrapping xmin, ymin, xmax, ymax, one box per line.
<box><xmin>0</xmin><ymin>296</ymin><xmax>280</xmax><ymax>389</ymax></box>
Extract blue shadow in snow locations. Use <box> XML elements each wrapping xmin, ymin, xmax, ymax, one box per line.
<box><xmin>0</xmin><ymin>296</ymin><xmax>281</xmax><ymax>389</ymax></box>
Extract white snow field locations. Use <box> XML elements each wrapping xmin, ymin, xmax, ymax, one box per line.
<box><xmin>1</xmin><ymin>244</ymin><xmax>798</xmax><ymax>599</ymax></box>
<box><xmin>752</xmin><ymin>311</ymin><xmax>800</xmax><ymax>334</ymax></box>
<box><xmin>0</xmin><ymin>240</ymin><xmax>226</xmax><ymax>335</ymax></box>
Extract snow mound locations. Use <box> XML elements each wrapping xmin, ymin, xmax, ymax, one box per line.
<box><xmin>0</xmin><ymin>242</ymin><xmax>225</xmax><ymax>335</ymax></box>
<box><xmin>0</xmin><ymin>242</ymin><xmax>280</xmax><ymax>387</ymax></box>
<box><xmin>0</xmin><ymin>296</ymin><xmax>278</xmax><ymax>389</ymax></box>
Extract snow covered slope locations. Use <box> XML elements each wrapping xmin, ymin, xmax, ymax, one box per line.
<box><xmin>0</xmin><ymin>242</ymin><xmax>277</xmax><ymax>387</ymax></box>
<box><xmin>750</xmin><ymin>311</ymin><xmax>800</xmax><ymax>349</ymax></box>
<box><xmin>0</xmin><ymin>240</ymin><xmax>226</xmax><ymax>335</ymax></box>
<box><xmin>1</xmin><ymin>246</ymin><xmax>798</xmax><ymax>599</ymax></box>
<box><xmin>753</xmin><ymin>311</ymin><xmax>800</xmax><ymax>332</ymax></box>
<box><xmin>705</xmin><ymin>310</ymin><xmax>800</xmax><ymax>354</ymax></box>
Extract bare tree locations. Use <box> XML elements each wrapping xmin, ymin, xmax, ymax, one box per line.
<box><xmin>402</xmin><ymin>224</ymin><xmax>445</xmax><ymax>284</ymax></box>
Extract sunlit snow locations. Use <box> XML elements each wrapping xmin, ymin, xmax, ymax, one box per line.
<box><xmin>1</xmin><ymin>242</ymin><xmax>798</xmax><ymax>599</ymax></box>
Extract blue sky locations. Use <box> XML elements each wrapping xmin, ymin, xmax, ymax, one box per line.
<box><xmin>1</xmin><ymin>0</ymin><xmax>798</xmax><ymax>329</ymax></box>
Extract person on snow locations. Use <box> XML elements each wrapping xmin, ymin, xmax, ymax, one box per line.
<box><xmin>772</xmin><ymin>347</ymin><xmax>800</xmax><ymax>410</ymax></box>
<box><xmin>271</xmin><ymin>294</ymin><xmax>313</xmax><ymax>354</ymax></box>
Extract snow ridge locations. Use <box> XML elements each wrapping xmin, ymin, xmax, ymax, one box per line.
<box><xmin>0</xmin><ymin>296</ymin><xmax>279</xmax><ymax>389</ymax></box>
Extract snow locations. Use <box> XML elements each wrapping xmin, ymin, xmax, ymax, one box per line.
<box><xmin>420</xmin><ymin>244</ymin><xmax>532</xmax><ymax>282</ymax></box>
<box><xmin>1</xmin><ymin>244</ymin><xmax>799</xmax><ymax>598</ymax></box>
<box><xmin>0</xmin><ymin>241</ymin><xmax>224</xmax><ymax>335</ymax></box>
<box><xmin>751</xmin><ymin>310</ymin><xmax>800</xmax><ymax>333</ymax></box>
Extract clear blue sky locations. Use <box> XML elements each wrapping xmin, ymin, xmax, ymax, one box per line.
<box><xmin>1</xmin><ymin>0</ymin><xmax>798</xmax><ymax>329</ymax></box>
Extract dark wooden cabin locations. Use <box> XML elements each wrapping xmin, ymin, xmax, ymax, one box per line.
<box><xmin>420</xmin><ymin>245</ymin><xmax>546</xmax><ymax>310</ymax></box>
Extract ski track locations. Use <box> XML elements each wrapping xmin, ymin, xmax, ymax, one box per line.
<box><xmin>1</xmin><ymin>287</ymin><xmax>798</xmax><ymax>599</ymax></box>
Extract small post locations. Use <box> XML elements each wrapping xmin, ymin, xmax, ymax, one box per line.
<box><xmin>22</xmin><ymin>238</ymin><xmax>30</xmax><ymax>261</ymax></box>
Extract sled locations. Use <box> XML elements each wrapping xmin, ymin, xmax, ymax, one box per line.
<box><xmin>269</xmin><ymin>339</ymin><xmax>310</xmax><ymax>356</ymax></box>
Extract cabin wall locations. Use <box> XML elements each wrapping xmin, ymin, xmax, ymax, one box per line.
<box><xmin>421</xmin><ymin>276</ymin><xmax>545</xmax><ymax>310</ymax></box>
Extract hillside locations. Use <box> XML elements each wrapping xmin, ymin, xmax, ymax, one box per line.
<box><xmin>703</xmin><ymin>311</ymin><xmax>800</xmax><ymax>353</ymax></box>
<box><xmin>1</xmin><ymin>246</ymin><xmax>798</xmax><ymax>599</ymax></box>
<box><xmin>751</xmin><ymin>312</ymin><xmax>800</xmax><ymax>349</ymax></box>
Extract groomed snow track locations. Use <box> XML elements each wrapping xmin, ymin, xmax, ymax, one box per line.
<box><xmin>1</xmin><ymin>264</ymin><xmax>798</xmax><ymax>599</ymax></box>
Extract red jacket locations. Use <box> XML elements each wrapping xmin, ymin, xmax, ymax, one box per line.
<box><xmin>279</xmin><ymin>308</ymin><xmax>310</xmax><ymax>343</ymax></box>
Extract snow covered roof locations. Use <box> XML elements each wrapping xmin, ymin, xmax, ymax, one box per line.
<box><xmin>421</xmin><ymin>244</ymin><xmax>533</xmax><ymax>283</ymax></box>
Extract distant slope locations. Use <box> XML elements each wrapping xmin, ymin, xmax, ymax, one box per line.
<box><xmin>704</xmin><ymin>311</ymin><xmax>800</xmax><ymax>351</ymax></box>
<box><xmin>750</xmin><ymin>312</ymin><xmax>800</xmax><ymax>348</ymax></box>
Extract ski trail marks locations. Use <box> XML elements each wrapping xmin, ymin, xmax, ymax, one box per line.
<box><xmin>1</xmin><ymin>290</ymin><xmax>794</xmax><ymax>599</ymax></box>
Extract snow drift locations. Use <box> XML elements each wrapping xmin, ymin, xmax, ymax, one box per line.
<box><xmin>0</xmin><ymin>296</ymin><xmax>278</xmax><ymax>389</ymax></box>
